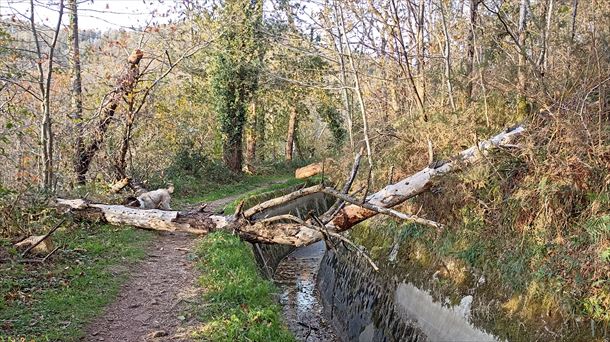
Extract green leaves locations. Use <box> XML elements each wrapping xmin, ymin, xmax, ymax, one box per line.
<box><xmin>208</xmin><ymin>0</ymin><xmax>264</xmax><ymax>171</ymax></box>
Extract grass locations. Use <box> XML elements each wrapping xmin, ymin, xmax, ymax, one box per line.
<box><xmin>223</xmin><ymin>176</ymin><xmax>322</xmax><ymax>214</ymax></box>
<box><xmin>0</xmin><ymin>168</ymin><xmax>308</xmax><ymax>341</ymax></box>
<box><xmin>172</xmin><ymin>172</ymin><xmax>298</xmax><ymax>208</ymax></box>
<box><xmin>191</xmin><ymin>232</ymin><xmax>294</xmax><ymax>342</ymax></box>
<box><xmin>0</xmin><ymin>222</ymin><xmax>154</xmax><ymax>341</ymax></box>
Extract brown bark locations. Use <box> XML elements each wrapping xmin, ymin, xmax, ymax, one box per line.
<box><xmin>115</xmin><ymin>95</ymin><xmax>135</xmax><ymax>179</ymax></box>
<box><xmin>76</xmin><ymin>50</ymin><xmax>143</xmax><ymax>182</ymax></box>
<box><xmin>223</xmin><ymin>134</ymin><xmax>243</xmax><ymax>173</ymax></box>
<box><xmin>285</xmin><ymin>106</ymin><xmax>298</xmax><ymax>162</ymax></box>
<box><xmin>465</xmin><ymin>0</ymin><xmax>479</xmax><ymax>102</ymax></box>
<box><xmin>570</xmin><ymin>0</ymin><xmax>578</xmax><ymax>43</ymax></box>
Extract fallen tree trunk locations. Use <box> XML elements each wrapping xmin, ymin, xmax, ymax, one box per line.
<box><xmin>56</xmin><ymin>199</ymin><xmax>227</xmax><ymax>235</ymax></box>
<box><xmin>327</xmin><ymin>125</ymin><xmax>524</xmax><ymax>231</ymax></box>
<box><xmin>57</xmin><ymin>125</ymin><xmax>524</xmax><ymax>246</ymax></box>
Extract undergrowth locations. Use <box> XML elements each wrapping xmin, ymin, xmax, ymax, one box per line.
<box><xmin>0</xmin><ymin>222</ymin><xmax>153</xmax><ymax>341</ymax></box>
<box><xmin>338</xmin><ymin>93</ymin><xmax>610</xmax><ymax>340</ymax></box>
<box><xmin>192</xmin><ymin>232</ymin><xmax>294</xmax><ymax>341</ymax></box>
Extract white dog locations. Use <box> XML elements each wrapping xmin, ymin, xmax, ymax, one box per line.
<box><xmin>127</xmin><ymin>185</ymin><xmax>174</xmax><ymax>210</ymax></box>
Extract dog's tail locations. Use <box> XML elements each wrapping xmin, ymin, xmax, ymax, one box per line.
<box><xmin>167</xmin><ymin>185</ymin><xmax>174</xmax><ymax>194</ymax></box>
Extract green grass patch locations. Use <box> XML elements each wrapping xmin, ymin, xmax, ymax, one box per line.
<box><xmin>223</xmin><ymin>176</ymin><xmax>321</xmax><ymax>215</ymax></box>
<box><xmin>0</xmin><ymin>223</ymin><xmax>154</xmax><ymax>341</ymax></box>
<box><xmin>172</xmin><ymin>173</ymin><xmax>297</xmax><ymax>208</ymax></box>
<box><xmin>191</xmin><ymin>232</ymin><xmax>294</xmax><ymax>342</ymax></box>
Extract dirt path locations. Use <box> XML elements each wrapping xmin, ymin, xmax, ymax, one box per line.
<box><xmin>83</xmin><ymin>195</ymin><xmax>240</xmax><ymax>342</ymax></box>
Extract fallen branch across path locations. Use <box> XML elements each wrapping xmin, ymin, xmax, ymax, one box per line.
<box><xmin>56</xmin><ymin>199</ymin><xmax>226</xmax><ymax>235</ymax></box>
<box><xmin>56</xmin><ymin>125</ymin><xmax>524</xmax><ymax>247</ymax></box>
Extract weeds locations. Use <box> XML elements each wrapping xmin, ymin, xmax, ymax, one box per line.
<box><xmin>0</xmin><ymin>223</ymin><xmax>153</xmax><ymax>340</ymax></box>
<box><xmin>191</xmin><ymin>232</ymin><xmax>294</xmax><ymax>342</ymax></box>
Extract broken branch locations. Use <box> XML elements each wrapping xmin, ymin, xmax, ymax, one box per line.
<box><xmin>322</xmin><ymin>187</ymin><xmax>444</xmax><ymax>229</ymax></box>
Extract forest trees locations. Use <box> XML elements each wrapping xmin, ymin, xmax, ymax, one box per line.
<box><xmin>0</xmin><ymin>0</ymin><xmax>608</xmax><ymax>195</ymax></box>
<box><xmin>67</xmin><ymin>0</ymin><xmax>84</xmax><ymax>184</ymax></box>
<box><xmin>209</xmin><ymin>0</ymin><xmax>264</xmax><ymax>173</ymax></box>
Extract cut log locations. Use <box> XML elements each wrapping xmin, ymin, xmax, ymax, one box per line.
<box><xmin>109</xmin><ymin>177</ymin><xmax>130</xmax><ymax>193</ymax></box>
<box><xmin>15</xmin><ymin>236</ymin><xmax>55</xmax><ymax>255</ymax></box>
<box><xmin>295</xmin><ymin>159</ymin><xmax>334</xmax><ymax>179</ymax></box>
<box><xmin>57</xmin><ymin>125</ymin><xmax>524</xmax><ymax>247</ymax></box>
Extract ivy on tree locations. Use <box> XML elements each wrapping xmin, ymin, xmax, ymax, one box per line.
<box><xmin>209</xmin><ymin>0</ymin><xmax>264</xmax><ymax>173</ymax></box>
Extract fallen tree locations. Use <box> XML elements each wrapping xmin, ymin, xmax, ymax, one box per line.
<box><xmin>57</xmin><ymin>125</ymin><xmax>524</xmax><ymax>246</ymax></box>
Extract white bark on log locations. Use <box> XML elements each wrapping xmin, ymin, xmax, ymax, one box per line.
<box><xmin>56</xmin><ymin>199</ymin><xmax>228</xmax><ymax>235</ymax></box>
<box><xmin>57</xmin><ymin>125</ymin><xmax>524</xmax><ymax>246</ymax></box>
<box><xmin>328</xmin><ymin>125</ymin><xmax>524</xmax><ymax>231</ymax></box>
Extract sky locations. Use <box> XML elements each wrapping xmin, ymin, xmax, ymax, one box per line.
<box><xmin>1</xmin><ymin>0</ymin><xmax>181</xmax><ymax>31</ymax></box>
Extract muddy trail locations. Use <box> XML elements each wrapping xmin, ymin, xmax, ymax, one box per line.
<box><xmin>83</xmin><ymin>195</ymin><xmax>239</xmax><ymax>342</ymax></box>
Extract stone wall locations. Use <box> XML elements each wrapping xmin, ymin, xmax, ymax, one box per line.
<box><xmin>318</xmin><ymin>244</ymin><xmax>498</xmax><ymax>342</ymax></box>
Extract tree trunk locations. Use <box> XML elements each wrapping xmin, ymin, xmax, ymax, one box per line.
<box><xmin>285</xmin><ymin>106</ymin><xmax>297</xmax><ymax>163</ymax></box>
<box><xmin>115</xmin><ymin>111</ymin><xmax>134</xmax><ymax>179</ymax></box>
<box><xmin>76</xmin><ymin>49</ymin><xmax>143</xmax><ymax>182</ymax></box>
<box><xmin>390</xmin><ymin>0</ymin><xmax>425</xmax><ymax>119</ymax></box>
<box><xmin>337</xmin><ymin>3</ymin><xmax>373</xmax><ymax>173</ymax></box>
<box><xmin>439</xmin><ymin>0</ymin><xmax>456</xmax><ymax>111</ymax></box>
<box><xmin>570</xmin><ymin>0</ymin><xmax>578</xmax><ymax>43</ymax></box>
<box><xmin>29</xmin><ymin>0</ymin><xmax>64</xmax><ymax>190</ymax></box>
<box><xmin>465</xmin><ymin>0</ymin><xmax>479</xmax><ymax>102</ymax></box>
<box><xmin>517</xmin><ymin>0</ymin><xmax>529</xmax><ymax>116</ymax></box>
<box><xmin>537</xmin><ymin>0</ymin><xmax>554</xmax><ymax>74</ymax></box>
<box><xmin>68</xmin><ymin>0</ymin><xmax>85</xmax><ymax>185</ymax></box>
<box><xmin>245</xmin><ymin>101</ymin><xmax>257</xmax><ymax>173</ymax></box>
<box><xmin>328</xmin><ymin>125</ymin><xmax>524</xmax><ymax>231</ymax></box>
<box><xmin>223</xmin><ymin>138</ymin><xmax>243</xmax><ymax>173</ymax></box>
<box><xmin>58</xmin><ymin>126</ymin><xmax>524</xmax><ymax>246</ymax></box>
<box><xmin>415</xmin><ymin>0</ymin><xmax>427</xmax><ymax>106</ymax></box>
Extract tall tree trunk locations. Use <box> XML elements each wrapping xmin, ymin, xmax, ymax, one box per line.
<box><xmin>68</xmin><ymin>0</ymin><xmax>85</xmax><ymax>185</ymax></box>
<box><xmin>285</xmin><ymin>106</ymin><xmax>297</xmax><ymax>163</ymax></box>
<box><xmin>517</xmin><ymin>0</ymin><xmax>529</xmax><ymax>116</ymax></box>
<box><xmin>245</xmin><ymin>101</ymin><xmax>257</xmax><ymax>173</ymax></box>
<box><xmin>465</xmin><ymin>0</ymin><xmax>479</xmax><ymax>102</ymax></box>
<box><xmin>439</xmin><ymin>0</ymin><xmax>456</xmax><ymax>111</ymax></box>
<box><xmin>570</xmin><ymin>0</ymin><xmax>578</xmax><ymax>43</ymax></box>
<box><xmin>415</xmin><ymin>0</ymin><xmax>427</xmax><ymax>106</ymax></box>
<box><xmin>328</xmin><ymin>23</ymin><xmax>354</xmax><ymax>149</ymax></box>
<box><xmin>223</xmin><ymin>120</ymin><xmax>244</xmax><ymax>173</ymax></box>
<box><xmin>336</xmin><ymin>2</ymin><xmax>374</xmax><ymax>173</ymax></box>
<box><xmin>115</xmin><ymin>100</ymin><xmax>135</xmax><ymax>179</ymax></box>
<box><xmin>29</xmin><ymin>0</ymin><xmax>64</xmax><ymax>190</ymax></box>
<box><xmin>390</xmin><ymin>0</ymin><xmax>426</xmax><ymax>120</ymax></box>
<box><xmin>537</xmin><ymin>0</ymin><xmax>554</xmax><ymax>75</ymax></box>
